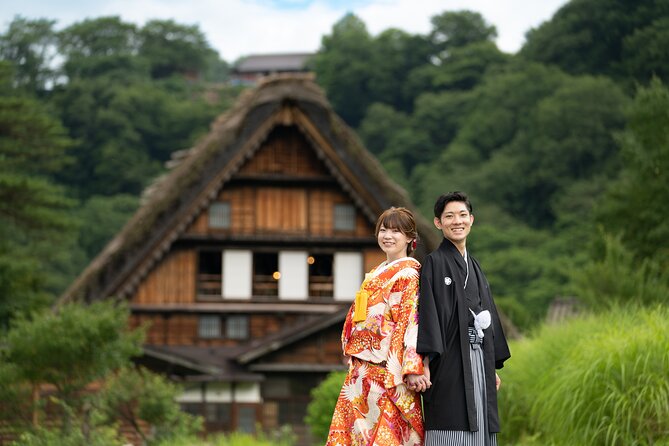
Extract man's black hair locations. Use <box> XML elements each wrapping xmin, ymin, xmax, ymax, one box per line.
<box><xmin>433</xmin><ymin>191</ymin><xmax>473</xmax><ymax>218</ymax></box>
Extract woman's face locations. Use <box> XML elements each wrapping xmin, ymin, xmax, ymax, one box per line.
<box><xmin>377</xmin><ymin>225</ymin><xmax>411</xmax><ymax>261</ymax></box>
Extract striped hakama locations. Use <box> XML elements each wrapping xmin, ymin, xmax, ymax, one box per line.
<box><xmin>425</xmin><ymin>327</ymin><xmax>497</xmax><ymax>446</ymax></box>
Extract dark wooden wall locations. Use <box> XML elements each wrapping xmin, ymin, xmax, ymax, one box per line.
<box><xmin>130</xmin><ymin>313</ymin><xmax>308</xmax><ymax>347</ymax></box>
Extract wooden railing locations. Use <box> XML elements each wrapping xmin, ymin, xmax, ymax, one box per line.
<box><xmin>197</xmin><ymin>274</ymin><xmax>222</xmax><ymax>296</ymax></box>
<box><xmin>309</xmin><ymin>276</ymin><xmax>333</xmax><ymax>298</ymax></box>
<box><xmin>253</xmin><ymin>275</ymin><xmax>278</xmax><ymax>297</ymax></box>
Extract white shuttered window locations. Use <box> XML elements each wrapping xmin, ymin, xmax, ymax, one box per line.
<box><xmin>333</xmin><ymin>252</ymin><xmax>363</xmax><ymax>301</ymax></box>
<box><xmin>222</xmin><ymin>250</ymin><xmax>252</xmax><ymax>299</ymax></box>
<box><xmin>278</xmin><ymin>251</ymin><xmax>308</xmax><ymax>300</ymax></box>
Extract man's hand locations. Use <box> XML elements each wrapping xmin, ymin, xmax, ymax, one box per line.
<box><xmin>496</xmin><ymin>373</ymin><xmax>501</xmax><ymax>391</ymax></box>
<box><xmin>405</xmin><ymin>373</ymin><xmax>431</xmax><ymax>393</ymax></box>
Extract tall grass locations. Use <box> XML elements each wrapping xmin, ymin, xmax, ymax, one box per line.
<box><xmin>155</xmin><ymin>428</ymin><xmax>296</xmax><ymax>446</ymax></box>
<box><xmin>498</xmin><ymin>305</ymin><xmax>669</xmax><ymax>445</ymax></box>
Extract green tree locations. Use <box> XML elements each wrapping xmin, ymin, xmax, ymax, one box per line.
<box><xmin>413</xmin><ymin>61</ymin><xmax>567</xmax><ymax>217</ymax></box>
<box><xmin>51</xmin><ymin>76</ymin><xmax>219</xmax><ymax>197</ymax></box>
<box><xmin>357</xmin><ymin>102</ymin><xmax>408</xmax><ymax>156</ymax></box>
<box><xmin>2</xmin><ymin>302</ymin><xmax>142</xmax><ymax>429</ymax></box>
<box><xmin>138</xmin><ymin>19</ymin><xmax>216</xmax><ymax>79</ymax></box>
<box><xmin>76</xmin><ymin>194</ymin><xmax>139</xmax><ymax>259</ymax></box>
<box><xmin>596</xmin><ymin>78</ymin><xmax>669</xmax><ymax>266</ymax></box>
<box><xmin>622</xmin><ymin>17</ymin><xmax>669</xmax><ymax>84</ymax></box>
<box><xmin>0</xmin><ymin>62</ymin><xmax>79</xmax><ymax>325</ymax></box>
<box><xmin>429</xmin><ymin>41</ymin><xmax>509</xmax><ymax>91</ymax></box>
<box><xmin>99</xmin><ymin>367</ymin><xmax>202</xmax><ymax>444</ymax></box>
<box><xmin>51</xmin><ymin>77</ymin><xmax>160</xmax><ymax>196</ymax></box>
<box><xmin>0</xmin><ymin>16</ymin><xmax>58</xmax><ymax>93</ymax></box>
<box><xmin>417</xmin><ymin>63</ymin><xmax>627</xmax><ymax>228</ymax></box>
<box><xmin>411</xmin><ymin>89</ymin><xmax>475</xmax><ymax>150</ymax></box>
<box><xmin>58</xmin><ymin>16</ymin><xmax>147</xmax><ymax>81</ymax></box>
<box><xmin>521</xmin><ymin>0</ymin><xmax>669</xmax><ymax>85</ymax></box>
<box><xmin>474</xmin><ymin>74</ymin><xmax>627</xmax><ymax>227</ymax></box>
<box><xmin>1</xmin><ymin>301</ymin><xmax>200</xmax><ymax>444</ymax></box>
<box><xmin>367</xmin><ymin>28</ymin><xmax>432</xmax><ymax>112</ymax></box>
<box><xmin>428</xmin><ymin>10</ymin><xmax>497</xmax><ymax>63</ymax></box>
<box><xmin>312</xmin><ymin>13</ymin><xmax>374</xmax><ymax>126</ymax></box>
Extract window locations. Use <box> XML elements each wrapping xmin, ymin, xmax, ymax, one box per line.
<box><xmin>278</xmin><ymin>251</ymin><xmax>308</xmax><ymax>300</ymax></box>
<box><xmin>198</xmin><ymin>315</ymin><xmax>221</xmax><ymax>338</ymax></box>
<box><xmin>262</xmin><ymin>376</ymin><xmax>320</xmax><ymax>425</ymax></box>
<box><xmin>334</xmin><ymin>252</ymin><xmax>363</xmax><ymax>300</ymax></box>
<box><xmin>308</xmin><ymin>253</ymin><xmax>333</xmax><ymax>298</ymax></box>
<box><xmin>222</xmin><ymin>250</ymin><xmax>252</xmax><ymax>299</ymax></box>
<box><xmin>253</xmin><ymin>252</ymin><xmax>279</xmax><ymax>297</ymax></box>
<box><xmin>205</xmin><ymin>403</ymin><xmax>231</xmax><ymax>425</ymax></box>
<box><xmin>278</xmin><ymin>400</ymin><xmax>310</xmax><ymax>425</ymax></box>
<box><xmin>237</xmin><ymin>406</ymin><xmax>257</xmax><ymax>433</ymax></box>
<box><xmin>198</xmin><ymin>251</ymin><xmax>222</xmax><ymax>297</ymax></box>
<box><xmin>226</xmin><ymin>315</ymin><xmax>249</xmax><ymax>340</ymax></box>
<box><xmin>209</xmin><ymin>202</ymin><xmax>231</xmax><ymax>229</ymax></box>
<box><xmin>333</xmin><ymin>204</ymin><xmax>356</xmax><ymax>231</ymax></box>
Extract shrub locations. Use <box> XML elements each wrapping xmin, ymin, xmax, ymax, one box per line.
<box><xmin>304</xmin><ymin>370</ymin><xmax>346</xmax><ymax>443</ymax></box>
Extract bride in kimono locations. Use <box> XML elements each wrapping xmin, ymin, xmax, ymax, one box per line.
<box><xmin>326</xmin><ymin>207</ymin><xmax>430</xmax><ymax>446</ymax></box>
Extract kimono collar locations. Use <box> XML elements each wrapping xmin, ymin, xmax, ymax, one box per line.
<box><xmin>372</xmin><ymin>256</ymin><xmax>420</xmax><ymax>278</ymax></box>
<box><xmin>439</xmin><ymin>238</ymin><xmax>467</xmax><ymax>261</ymax></box>
<box><xmin>438</xmin><ymin>238</ymin><xmax>470</xmax><ymax>280</ymax></box>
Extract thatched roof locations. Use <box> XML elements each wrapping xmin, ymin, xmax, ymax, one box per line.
<box><xmin>60</xmin><ymin>73</ymin><xmax>440</xmax><ymax>304</ymax></box>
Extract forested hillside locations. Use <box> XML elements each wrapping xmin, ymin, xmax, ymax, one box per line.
<box><xmin>0</xmin><ymin>17</ymin><xmax>241</xmax><ymax>328</ymax></box>
<box><xmin>312</xmin><ymin>1</ymin><xmax>669</xmax><ymax>329</ymax></box>
<box><xmin>1</xmin><ymin>0</ymin><xmax>668</xmax><ymax>332</ymax></box>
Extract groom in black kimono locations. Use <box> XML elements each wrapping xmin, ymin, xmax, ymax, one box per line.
<box><xmin>416</xmin><ymin>191</ymin><xmax>510</xmax><ymax>445</ymax></box>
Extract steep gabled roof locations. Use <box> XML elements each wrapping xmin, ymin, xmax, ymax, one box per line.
<box><xmin>60</xmin><ymin>73</ymin><xmax>440</xmax><ymax>304</ymax></box>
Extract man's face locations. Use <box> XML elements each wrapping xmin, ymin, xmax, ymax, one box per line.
<box><xmin>434</xmin><ymin>201</ymin><xmax>474</xmax><ymax>244</ymax></box>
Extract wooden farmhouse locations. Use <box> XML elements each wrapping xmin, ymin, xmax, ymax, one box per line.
<box><xmin>60</xmin><ymin>74</ymin><xmax>440</xmax><ymax>444</ymax></box>
<box><xmin>231</xmin><ymin>53</ymin><xmax>314</xmax><ymax>86</ymax></box>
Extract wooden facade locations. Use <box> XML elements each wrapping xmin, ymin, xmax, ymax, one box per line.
<box><xmin>60</xmin><ymin>75</ymin><xmax>439</xmax><ymax>445</ymax></box>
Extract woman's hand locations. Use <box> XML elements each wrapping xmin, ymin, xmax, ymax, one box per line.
<box><xmin>405</xmin><ymin>373</ymin><xmax>431</xmax><ymax>393</ymax></box>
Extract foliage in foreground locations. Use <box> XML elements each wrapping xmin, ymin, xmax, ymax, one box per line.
<box><xmin>304</xmin><ymin>370</ymin><xmax>346</xmax><ymax>444</ymax></box>
<box><xmin>153</xmin><ymin>428</ymin><xmax>296</xmax><ymax>446</ymax></box>
<box><xmin>0</xmin><ymin>301</ymin><xmax>200</xmax><ymax>445</ymax></box>
<box><xmin>498</xmin><ymin>305</ymin><xmax>669</xmax><ymax>445</ymax></box>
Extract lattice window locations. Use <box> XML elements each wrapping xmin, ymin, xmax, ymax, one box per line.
<box><xmin>333</xmin><ymin>204</ymin><xmax>356</xmax><ymax>231</ymax></box>
<box><xmin>198</xmin><ymin>315</ymin><xmax>221</xmax><ymax>338</ymax></box>
<box><xmin>226</xmin><ymin>315</ymin><xmax>249</xmax><ymax>340</ymax></box>
<box><xmin>208</xmin><ymin>202</ymin><xmax>231</xmax><ymax>229</ymax></box>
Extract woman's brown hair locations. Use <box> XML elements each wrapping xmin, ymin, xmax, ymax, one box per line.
<box><xmin>375</xmin><ymin>207</ymin><xmax>418</xmax><ymax>255</ymax></box>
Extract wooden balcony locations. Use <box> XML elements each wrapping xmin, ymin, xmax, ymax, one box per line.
<box><xmin>197</xmin><ymin>274</ymin><xmax>222</xmax><ymax>296</ymax></box>
<box><xmin>309</xmin><ymin>276</ymin><xmax>333</xmax><ymax>298</ymax></box>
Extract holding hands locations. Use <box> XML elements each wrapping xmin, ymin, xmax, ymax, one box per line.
<box><xmin>405</xmin><ymin>357</ymin><xmax>431</xmax><ymax>392</ymax></box>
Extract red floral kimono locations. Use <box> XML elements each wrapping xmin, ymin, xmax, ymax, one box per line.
<box><xmin>326</xmin><ymin>257</ymin><xmax>424</xmax><ymax>446</ymax></box>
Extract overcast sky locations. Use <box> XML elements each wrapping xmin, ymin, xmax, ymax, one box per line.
<box><xmin>0</xmin><ymin>0</ymin><xmax>569</xmax><ymax>63</ymax></box>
